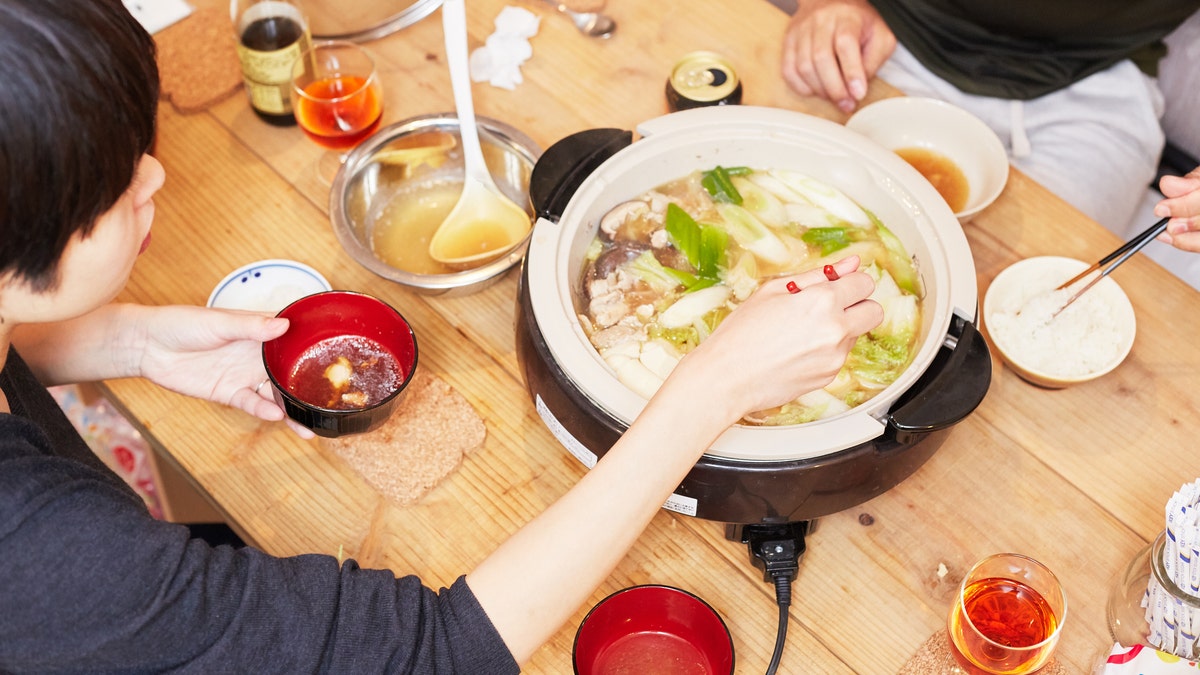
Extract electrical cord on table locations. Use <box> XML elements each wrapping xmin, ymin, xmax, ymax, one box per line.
<box><xmin>766</xmin><ymin>572</ymin><xmax>793</xmax><ymax>674</ymax></box>
<box><xmin>735</xmin><ymin>522</ymin><xmax>808</xmax><ymax>675</ymax></box>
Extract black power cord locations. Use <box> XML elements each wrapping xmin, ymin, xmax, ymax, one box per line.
<box><xmin>729</xmin><ymin>521</ymin><xmax>810</xmax><ymax>675</ymax></box>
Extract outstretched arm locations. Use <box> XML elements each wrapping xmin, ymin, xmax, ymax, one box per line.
<box><xmin>12</xmin><ymin>303</ymin><xmax>312</xmax><ymax>436</ymax></box>
<box><xmin>467</xmin><ymin>256</ymin><xmax>882</xmax><ymax>665</ymax></box>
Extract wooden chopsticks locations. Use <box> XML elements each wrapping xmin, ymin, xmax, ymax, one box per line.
<box><xmin>1052</xmin><ymin>216</ymin><xmax>1169</xmax><ymax>316</ymax></box>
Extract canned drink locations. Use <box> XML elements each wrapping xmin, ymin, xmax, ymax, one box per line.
<box><xmin>666</xmin><ymin>51</ymin><xmax>743</xmax><ymax>111</ymax></box>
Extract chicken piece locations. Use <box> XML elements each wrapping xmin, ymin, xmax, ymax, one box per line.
<box><xmin>589</xmin><ymin>324</ymin><xmax>641</xmax><ymax>350</ymax></box>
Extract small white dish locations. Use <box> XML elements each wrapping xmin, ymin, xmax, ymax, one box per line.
<box><xmin>846</xmin><ymin>97</ymin><xmax>1009</xmax><ymax>222</ymax></box>
<box><xmin>207</xmin><ymin>259</ymin><xmax>332</xmax><ymax>313</ymax></box>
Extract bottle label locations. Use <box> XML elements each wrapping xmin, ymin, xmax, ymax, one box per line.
<box><xmin>236</xmin><ymin>41</ymin><xmax>304</xmax><ymax>115</ymax></box>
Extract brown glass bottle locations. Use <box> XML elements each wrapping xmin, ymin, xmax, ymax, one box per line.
<box><xmin>232</xmin><ymin>0</ymin><xmax>310</xmax><ymax>126</ymax></box>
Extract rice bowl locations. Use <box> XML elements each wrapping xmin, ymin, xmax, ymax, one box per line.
<box><xmin>983</xmin><ymin>256</ymin><xmax>1136</xmax><ymax>388</ymax></box>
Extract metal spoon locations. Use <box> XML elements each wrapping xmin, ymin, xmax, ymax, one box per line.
<box><xmin>538</xmin><ymin>0</ymin><xmax>616</xmax><ymax>38</ymax></box>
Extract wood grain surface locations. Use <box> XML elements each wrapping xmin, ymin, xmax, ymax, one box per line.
<box><xmin>100</xmin><ymin>0</ymin><xmax>1200</xmax><ymax>672</ymax></box>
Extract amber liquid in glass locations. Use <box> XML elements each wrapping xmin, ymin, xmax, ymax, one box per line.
<box><xmin>295</xmin><ymin>75</ymin><xmax>383</xmax><ymax>151</ymax></box>
<box><xmin>948</xmin><ymin>577</ymin><xmax>1058</xmax><ymax>674</ymax></box>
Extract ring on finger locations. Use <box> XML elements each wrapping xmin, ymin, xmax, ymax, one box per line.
<box><xmin>254</xmin><ymin>378</ymin><xmax>270</xmax><ymax>395</ymax></box>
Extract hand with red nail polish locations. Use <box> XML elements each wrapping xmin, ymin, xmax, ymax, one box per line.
<box><xmin>676</xmin><ymin>256</ymin><xmax>883</xmax><ymax>421</ymax></box>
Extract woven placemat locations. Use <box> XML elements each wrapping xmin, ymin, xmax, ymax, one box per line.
<box><xmin>154</xmin><ymin>7</ymin><xmax>243</xmax><ymax>113</ymax></box>
<box><xmin>322</xmin><ymin>371</ymin><xmax>486</xmax><ymax>505</ymax></box>
<box><xmin>899</xmin><ymin>629</ymin><xmax>1067</xmax><ymax>674</ymax></box>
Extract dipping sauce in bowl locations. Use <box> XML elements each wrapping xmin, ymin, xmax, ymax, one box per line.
<box><xmin>263</xmin><ymin>291</ymin><xmax>418</xmax><ymax>437</ymax></box>
<box><xmin>894</xmin><ymin>147</ymin><xmax>969</xmax><ymax>214</ymax></box>
<box><xmin>983</xmin><ymin>256</ymin><xmax>1136</xmax><ymax>388</ymax></box>
<box><xmin>573</xmin><ymin>585</ymin><xmax>734</xmax><ymax>675</ymax></box>
<box><xmin>845</xmin><ymin>97</ymin><xmax>1008</xmax><ymax>222</ymax></box>
<box><xmin>288</xmin><ymin>334</ymin><xmax>404</xmax><ymax>410</ymax></box>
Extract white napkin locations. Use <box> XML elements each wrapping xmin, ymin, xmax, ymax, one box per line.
<box><xmin>122</xmin><ymin>0</ymin><xmax>193</xmax><ymax>34</ymax></box>
<box><xmin>468</xmin><ymin>6</ymin><xmax>540</xmax><ymax>90</ymax></box>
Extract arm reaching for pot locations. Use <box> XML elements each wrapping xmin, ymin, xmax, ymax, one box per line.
<box><xmin>467</xmin><ymin>255</ymin><xmax>882</xmax><ymax>665</ymax></box>
<box><xmin>1155</xmin><ymin>166</ymin><xmax>1200</xmax><ymax>253</ymax></box>
<box><xmin>781</xmin><ymin>0</ymin><xmax>896</xmax><ymax>113</ymax></box>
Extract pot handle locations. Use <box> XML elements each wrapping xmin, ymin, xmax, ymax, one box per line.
<box><xmin>886</xmin><ymin>315</ymin><xmax>991</xmax><ymax>442</ymax></box>
<box><xmin>529</xmin><ymin>128</ymin><xmax>633</xmax><ymax>223</ymax></box>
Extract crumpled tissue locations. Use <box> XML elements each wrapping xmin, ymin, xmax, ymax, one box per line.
<box><xmin>469</xmin><ymin>6</ymin><xmax>540</xmax><ymax>90</ymax></box>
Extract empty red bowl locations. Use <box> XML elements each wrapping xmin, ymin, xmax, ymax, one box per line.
<box><xmin>573</xmin><ymin>585</ymin><xmax>734</xmax><ymax>675</ymax></box>
<box><xmin>262</xmin><ymin>291</ymin><xmax>417</xmax><ymax>437</ymax></box>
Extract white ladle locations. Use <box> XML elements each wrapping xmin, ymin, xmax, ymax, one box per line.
<box><xmin>429</xmin><ymin>0</ymin><xmax>532</xmax><ymax>267</ymax></box>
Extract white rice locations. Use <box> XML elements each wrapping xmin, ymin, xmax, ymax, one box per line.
<box><xmin>986</xmin><ymin>263</ymin><xmax>1132</xmax><ymax>379</ymax></box>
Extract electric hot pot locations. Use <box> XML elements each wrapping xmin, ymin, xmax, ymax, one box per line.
<box><xmin>515</xmin><ymin>106</ymin><xmax>991</xmax><ymax>525</ymax></box>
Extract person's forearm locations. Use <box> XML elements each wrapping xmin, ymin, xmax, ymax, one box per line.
<box><xmin>11</xmin><ymin>303</ymin><xmax>144</xmax><ymax>385</ymax></box>
<box><xmin>466</xmin><ymin>365</ymin><xmax>741</xmax><ymax>665</ymax></box>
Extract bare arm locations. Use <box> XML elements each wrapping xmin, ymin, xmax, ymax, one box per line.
<box><xmin>12</xmin><ymin>303</ymin><xmax>307</xmax><ymax>434</ymax></box>
<box><xmin>467</xmin><ymin>256</ymin><xmax>882</xmax><ymax>664</ymax></box>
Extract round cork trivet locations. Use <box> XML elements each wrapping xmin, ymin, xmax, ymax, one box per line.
<box><xmin>899</xmin><ymin>629</ymin><xmax>1068</xmax><ymax>674</ymax></box>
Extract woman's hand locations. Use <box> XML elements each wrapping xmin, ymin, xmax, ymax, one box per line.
<box><xmin>670</xmin><ymin>256</ymin><xmax>882</xmax><ymax>425</ymax></box>
<box><xmin>781</xmin><ymin>0</ymin><xmax>896</xmax><ymax>113</ymax></box>
<box><xmin>1156</xmin><ymin>166</ymin><xmax>1200</xmax><ymax>253</ymax></box>
<box><xmin>131</xmin><ymin>306</ymin><xmax>315</xmax><ymax>439</ymax></box>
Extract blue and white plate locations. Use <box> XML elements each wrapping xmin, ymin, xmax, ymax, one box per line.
<box><xmin>206</xmin><ymin>259</ymin><xmax>333</xmax><ymax>313</ymax></box>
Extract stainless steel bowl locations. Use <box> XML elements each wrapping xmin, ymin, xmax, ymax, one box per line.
<box><xmin>330</xmin><ymin>113</ymin><xmax>541</xmax><ymax>296</ymax></box>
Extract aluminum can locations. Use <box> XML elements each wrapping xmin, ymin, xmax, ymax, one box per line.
<box><xmin>666</xmin><ymin>51</ymin><xmax>742</xmax><ymax>111</ymax></box>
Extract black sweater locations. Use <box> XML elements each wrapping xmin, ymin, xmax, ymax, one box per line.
<box><xmin>0</xmin><ymin>347</ymin><xmax>518</xmax><ymax>674</ymax></box>
<box><xmin>870</xmin><ymin>0</ymin><xmax>1200</xmax><ymax>99</ymax></box>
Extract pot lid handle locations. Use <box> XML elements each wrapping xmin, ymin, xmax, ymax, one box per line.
<box><xmin>529</xmin><ymin>128</ymin><xmax>632</xmax><ymax>223</ymax></box>
<box><xmin>887</xmin><ymin>317</ymin><xmax>991</xmax><ymax>440</ymax></box>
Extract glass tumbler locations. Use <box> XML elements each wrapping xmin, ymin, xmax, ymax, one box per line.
<box><xmin>947</xmin><ymin>553</ymin><xmax>1068</xmax><ymax>674</ymax></box>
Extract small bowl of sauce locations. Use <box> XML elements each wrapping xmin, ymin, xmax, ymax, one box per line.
<box><xmin>846</xmin><ymin>96</ymin><xmax>1009</xmax><ymax>223</ymax></box>
<box><xmin>262</xmin><ymin>290</ymin><xmax>418</xmax><ymax>437</ymax></box>
<box><xmin>573</xmin><ymin>585</ymin><xmax>734</xmax><ymax>675</ymax></box>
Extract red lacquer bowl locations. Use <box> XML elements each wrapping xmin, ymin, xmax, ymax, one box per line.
<box><xmin>262</xmin><ymin>290</ymin><xmax>417</xmax><ymax>438</ymax></box>
<box><xmin>573</xmin><ymin>585</ymin><xmax>734</xmax><ymax>675</ymax></box>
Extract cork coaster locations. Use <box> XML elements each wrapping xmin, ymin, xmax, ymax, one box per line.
<box><xmin>154</xmin><ymin>7</ymin><xmax>243</xmax><ymax>113</ymax></box>
<box><xmin>898</xmin><ymin>629</ymin><xmax>1067</xmax><ymax>674</ymax></box>
<box><xmin>322</xmin><ymin>371</ymin><xmax>487</xmax><ymax>505</ymax></box>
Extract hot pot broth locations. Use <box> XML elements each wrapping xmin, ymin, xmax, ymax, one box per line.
<box><xmin>577</xmin><ymin>166</ymin><xmax>922</xmax><ymax>426</ymax></box>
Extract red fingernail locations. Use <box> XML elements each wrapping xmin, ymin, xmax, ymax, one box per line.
<box><xmin>786</xmin><ymin>280</ymin><xmax>801</xmax><ymax>294</ymax></box>
<box><xmin>823</xmin><ymin>264</ymin><xmax>839</xmax><ymax>281</ymax></box>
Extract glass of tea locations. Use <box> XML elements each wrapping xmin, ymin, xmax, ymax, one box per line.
<box><xmin>947</xmin><ymin>553</ymin><xmax>1067</xmax><ymax>675</ymax></box>
<box><xmin>291</xmin><ymin>40</ymin><xmax>384</xmax><ymax>183</ymax></box>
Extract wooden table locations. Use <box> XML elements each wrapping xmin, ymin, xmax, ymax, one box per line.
<box><xmin>105</xmin><ymin>0</ymin><xmax>1200</xmax><ymax>671</ymax></box>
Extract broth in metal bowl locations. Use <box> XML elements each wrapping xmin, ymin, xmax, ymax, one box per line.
<box><xmin>329</xmin><ymin>113</ymin><xmax>541</xmax><ymax>296</ymax></box>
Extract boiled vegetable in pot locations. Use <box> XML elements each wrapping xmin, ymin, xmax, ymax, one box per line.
<box><xmin>579</xmin><ymin>166</ymin><xmax>923</xmax><ymax>426</ymax></box>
